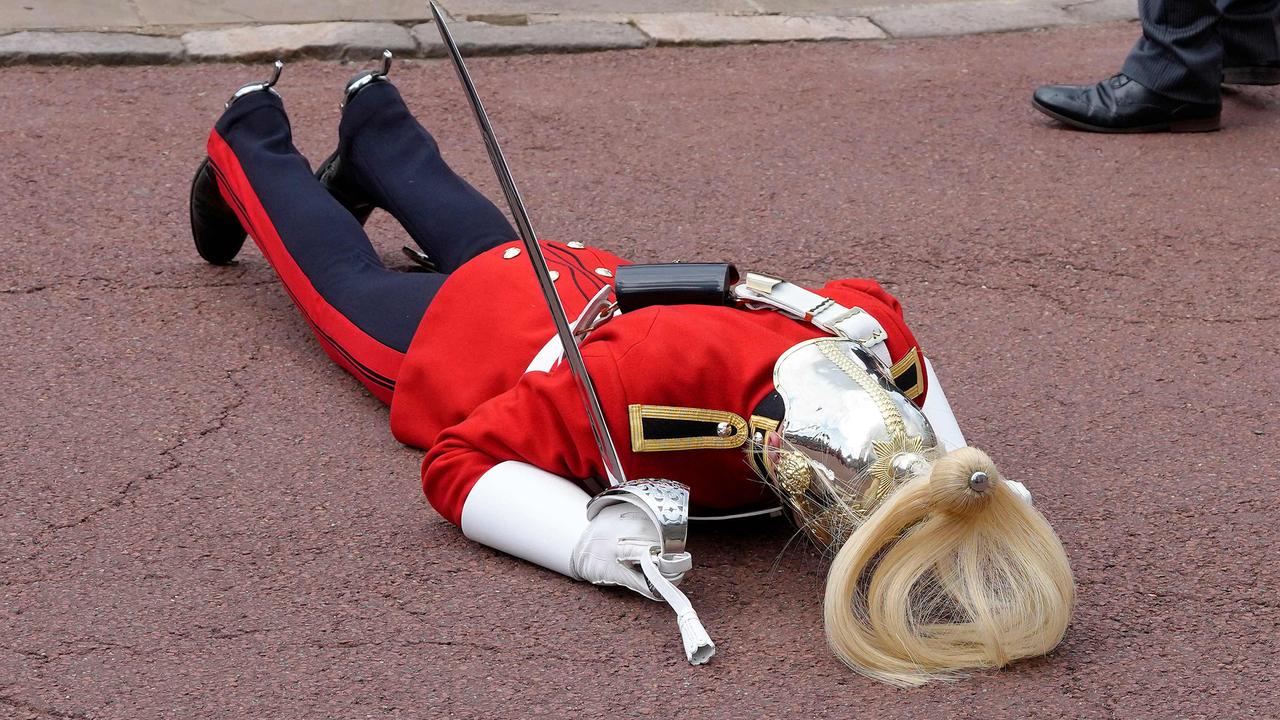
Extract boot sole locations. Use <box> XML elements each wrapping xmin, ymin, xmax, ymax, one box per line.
<box><xmin>1032</xmin><ymin>99</ymin><xmax>1221</xmax><ymax>133</ymax></box>
<box><xmin>189</xmin><ymin>157</ymin><xmax>248</xmax><ymax>265</ymax></box>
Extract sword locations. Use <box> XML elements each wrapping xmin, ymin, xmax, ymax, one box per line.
<box><xmin>429</xmin><ymin>1</ymin><xmax>626</xmax><ymax>491</ymax></box>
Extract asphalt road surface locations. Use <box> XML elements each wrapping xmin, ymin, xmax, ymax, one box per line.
<box><xmin>3</xmin><ymin>22</ymin><xmax>1278</xmax><ymax>720</ymax></box>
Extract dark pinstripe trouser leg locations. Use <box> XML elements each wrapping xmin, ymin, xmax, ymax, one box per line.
<box><xmin>1219</xmin><ymin>0</ymin><xmax>1280</xmax><ymax>66</ymax></box>
<box><xmin>1122</xmin><ymin>0</ymin><xmax>1280</xmax><ymax>103</ymax></box>
<box><xmin>1122</xmin><ymin>0</ymin><xmax>1224</xmax><ymax>103</ymax></box>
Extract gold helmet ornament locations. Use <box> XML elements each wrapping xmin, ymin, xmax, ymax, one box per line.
<box><xmin>764</xmin><ymin>337</ymin><xmax>939</xmax><ymax>545</ymax></box>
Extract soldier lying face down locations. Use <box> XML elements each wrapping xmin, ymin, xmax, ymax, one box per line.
<box><xmin>188</xmin><ymin>56</ymin><xmax>1074</xmax><ymax>686</ymax></box>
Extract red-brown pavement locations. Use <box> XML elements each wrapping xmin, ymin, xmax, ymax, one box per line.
<box><xmin>2</xmin><ymin>22</ymin><xmax>1278</xmax><ymax>720</ymax></box>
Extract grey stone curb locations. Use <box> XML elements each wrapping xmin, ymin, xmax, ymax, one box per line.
<box><xmin>184</xmin><ymin>22</ymin><xmax>417</xmax><ymax>62</ymax></box>
<box><xmin>633</xmin><ymin>13</ymin><xmax>884</xmax><ymax>44</ymax></box>
<box><xmin>0</xmin><ymin>0</ymin><xmax>1138</xmax><ymax>66</ymax></box>
<box><xmin>870</xmin><ymin>1</ymin><xmax>1076</xmax><ymax>39</ymax></box>
<box><xmin>411</xmin><ymin>20</ymin><xmax>650</xmax><ymax>56</ymax></box>
<box><xmin>1062</xmin><ymin>0</ymin><xmax>1142</xmax><ymax>24</ymax></box>
<box><xmin>0</xmin><ymin>31</ymin><xmax>182</xmax><ymax>66</ymax></box>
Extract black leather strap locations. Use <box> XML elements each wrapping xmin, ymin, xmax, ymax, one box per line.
<box><xmin>614</xmin><ymin>263</ymin><xmax>740</xmax><ymax>313</ymax></box>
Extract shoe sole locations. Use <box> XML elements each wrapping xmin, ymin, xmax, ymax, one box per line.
<box><xmin>189</xmin><ymin>157</ymin><xmax>248</xmax><ymax>265</ymax></box>
<box><xmin>1032</xmin><ymin>99</ymin><xmax>1221</xmax><ymax>133</ymax></box>
<box><xmin>1223</xmin><ymin>67</ymin><xmax>1280</xmax><ymax>85</ymax></box>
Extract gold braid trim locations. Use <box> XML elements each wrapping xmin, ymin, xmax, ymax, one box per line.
<box><xmin>815</xmin><ymin>339</ymin><xmax>920</xmax><ymax>514</ymax></box>
<box><xmin>628</xmin><ymin>404</ymin><xmax>748</xmax><ymax>452</ymax></box>
<box><xmin>815</xmin><ymin>340</ymin><xmax>905</xmax><ymax>437</ymax></box>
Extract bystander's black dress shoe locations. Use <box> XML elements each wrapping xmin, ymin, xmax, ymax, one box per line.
<box><xmin>1033</xmin><ymin>73</ymin><xmax>1221</xmax><ymax>133</ymax></box>
<box><xmin>1224</xmin><ymin>62</ymin><xmax>1280</xmax><ymax>85</ymax></box>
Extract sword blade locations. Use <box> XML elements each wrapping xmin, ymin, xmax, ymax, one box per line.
<box><xmin>429</xmin><ymin>1</ymin><xmax>627</xmax><ymax>490</ymax></box>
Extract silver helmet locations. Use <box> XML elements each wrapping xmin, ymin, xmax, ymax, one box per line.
<box><xmin>762</xmin><ymin>337</ymin><xmax>941</xmax><ymax>546</ymax></box>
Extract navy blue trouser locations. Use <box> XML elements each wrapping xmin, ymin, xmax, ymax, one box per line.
<box><xmin>1123</xmin><ymin>0</ymin><xmax>1280</xmax><ymax>103</ymax></box>
<box><xmin>208</xmin><ymin>82</ymin><xmax>515</xmax><ymax>401</ymax></box>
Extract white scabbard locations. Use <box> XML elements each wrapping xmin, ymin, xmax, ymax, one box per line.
<box><xmin>920</xmin><ymin>358</ymin><xmax>1033</xmax><ymax>504</ymax></box>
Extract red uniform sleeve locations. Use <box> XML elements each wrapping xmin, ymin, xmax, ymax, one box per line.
<box><xmin>420</xmin><ymin>347</ymin><xmax>616</xmax><ymax>526</ymax></box>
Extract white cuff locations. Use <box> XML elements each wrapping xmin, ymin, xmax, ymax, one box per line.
<box><xmin>921</xmin><ymin>357</ymin><xmax>967</xmax><ymax>452</ymax></box>
<box><xmin>460</xmin><ymin>461</ymin><xmax>592</xmax><ymax>578</ymax></box>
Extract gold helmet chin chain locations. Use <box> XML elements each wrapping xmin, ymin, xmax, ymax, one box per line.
<box><xmin>815</xmin><ymin>339</ymin><xmax>906</xmax><ymax>437</ymax></box>
<box><xmin>773</xmin><ymin>340</ymin><xmax>923</xmax><ymax>544</ymax></box>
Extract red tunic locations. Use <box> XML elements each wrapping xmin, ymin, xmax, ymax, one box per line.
<box><xmin>389</xmin><ymin>241</ymin><xmax>927</xmax><ymax>525</ymax></box>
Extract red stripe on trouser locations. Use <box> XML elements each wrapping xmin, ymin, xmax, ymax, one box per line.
<box><xmin>206</xmin><ymin>129</ymin><xmax>402</xmax><ymax>405</ymax></box>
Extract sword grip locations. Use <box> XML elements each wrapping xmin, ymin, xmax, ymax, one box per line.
<box><xmin>614</xmin><ymin>263</ymin><xmax>740</xmax><ymax>314</ymax></box>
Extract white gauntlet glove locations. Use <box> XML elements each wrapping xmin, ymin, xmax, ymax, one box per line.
<box><xmin>570</xmin><ymin>502</ymin><xmax>691</xmax><ymax>600</ymax></box>
<box><xmin>460</xmin><ymin>462</ymin><xmax>714</xmax><ymax>664</ymax></box>
<box><xmin>571</xmin><ymin>497</ymin><xmax>713</xmax><ymax>664</ymax></box>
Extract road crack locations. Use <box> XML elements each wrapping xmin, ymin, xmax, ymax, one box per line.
<box><xmin>0</xmin><ymin>695</ymin><xmax>91</xmax><ymax>720</ymax></box>
<box><xmin>2</xmin><ymin>274</ymin><xmax>276</xmax><ymax>298</ymax></box>
<box><xmin>47</xmin><ymin>352</ymin><xmax>257</xmax><ymax>532</ymax></box>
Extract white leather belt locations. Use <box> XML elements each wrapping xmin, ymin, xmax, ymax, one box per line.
<box><xmin>528</xmin><ymin>274</ymin><xmax>893</xmax><ymax>373</ymax></box>
<box><xmin>733</xmin><ymin>272</ymin><xmax>892</xmax><ymax>367</ymax></box>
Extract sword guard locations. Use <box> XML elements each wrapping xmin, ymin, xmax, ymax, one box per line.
<box><xmin>586</xmin><ymin>479</ymin><xmax>690</xmax><ymax>555</ymax></box>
